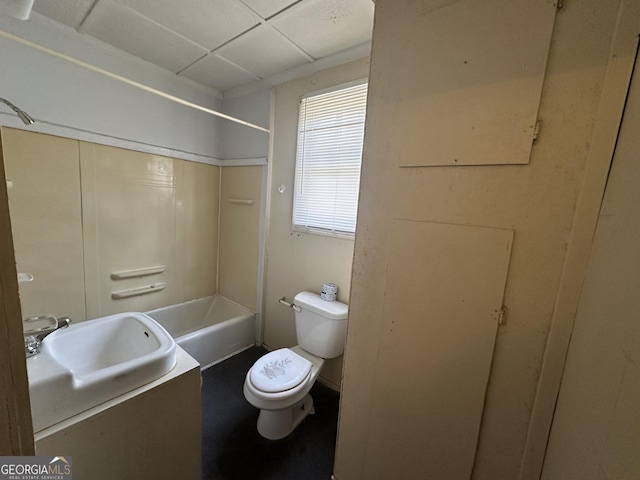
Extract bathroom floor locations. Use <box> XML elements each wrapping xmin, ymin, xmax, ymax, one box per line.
<box><xmin>200</xmin><ymin>346</ymin><xmax>340</xmax><ymax>480</ymax></box>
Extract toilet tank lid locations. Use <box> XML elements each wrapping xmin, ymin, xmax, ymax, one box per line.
<box><xmin>294</xmin><ymin>291</ymin><xmax>348</xmax><ymax>320</ymax></box>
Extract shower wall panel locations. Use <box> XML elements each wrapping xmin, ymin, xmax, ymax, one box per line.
<box><xmin>218</xmin><ymin>165</ymin><xmax>262</xmax><ymax>311</ymax></box>
<box><xmin>3</xmin><ymin>128</ymin><xmax>220</xmax><ymax>322</ymax></box>
<box><xmin>81</xmin><ymin>142</ymin><xmax>220</xmax><ymax>318</ymax></box>
<box><xmin>3</xmin><ymin>128</ymin><xmax>86</xmax><ymax>321</ymax></box>
<box><xmin>80</xmin><ymin>142</ymin><xmax>181</xmax><ymax>318</ymax></box>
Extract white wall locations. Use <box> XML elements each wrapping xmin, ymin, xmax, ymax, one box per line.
<box><xmin>0</xmin><ymin>12</ymin><xmax>224</xmax><ymax>162</ymax></box>
<box><xmin>221</xmin><ymin>88</ymin><xmax>270</xmax><ymax>161</ymax></box>
<box><xmin>263</xmin><ymin>58</ymin><xmax>370</xmax><ymax>389</ymax></box>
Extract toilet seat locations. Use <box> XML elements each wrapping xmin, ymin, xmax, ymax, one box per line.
<box><xmin>249</xmin><ymin>348</ymin><xmax>312</xmax><ymax>394</ymax></box>
<box><xmin>243</xmin><ymin>345</ymin><xmax>326</xmax><ymax>439</ymax></box>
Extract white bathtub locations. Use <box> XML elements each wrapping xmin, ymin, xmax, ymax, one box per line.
<box><xmin>146</xmin><ymin>295</ymin><xmax>256</xmax><ymax>370</ymax></box>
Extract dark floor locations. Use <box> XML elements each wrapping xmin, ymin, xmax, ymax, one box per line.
<box><xmin>201</xmin><ymin>346</ymin><xmax>340</xmax><ymax>480</ymax></box>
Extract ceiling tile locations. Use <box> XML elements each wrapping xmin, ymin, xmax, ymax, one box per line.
<box><xmin>82</xmin><ymin>0</ymin><xmax>208</xmax><ymax>72</ymax></box>
<box><xmin>272</xmin><ymin>0</ymin><xmax>374</xmax><ymax>58</ymax></box>
<box><xmin>32</xmin><ymin>0</ymin><xmax>375</xmax><ymax>93</ymax></box>
<box><xmin>180</xmin><ymin>54</ymin><xmax>259</xmax><ymax>92</ymax></box>
<box><xmin>32</xmin><ymin>0</ymin><xmax>96</xmax><ymax>29</ymax></box>
<box><xmin>115</xmin><ymin>0</ymin><xmax>260</xmax><ymax>50</ymax></box>
<box><xmin>217</xmin><ymin>25</ymin><xmax>309</xmax><ymax>78</ymax></box>
<box><xmin>239</xmin><ymin>0</ymin><xmax>299</xmax><ymax>19</ymax></box>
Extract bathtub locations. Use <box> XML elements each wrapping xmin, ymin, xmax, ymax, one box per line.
<box><xmin>146</xmin><ymin>295</ymin><xmax>256</xmax><ymax>370</ymax></box>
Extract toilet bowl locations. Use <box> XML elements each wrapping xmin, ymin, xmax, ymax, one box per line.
<box><xmin>243</xmin><ymin>345</ymin><xmax>324</xmax><ymax>439</ymax></box>
<box><xmin>243</xmin><ymin>291</ymin><xmax>348</xmax><ymax>440</ymax></box>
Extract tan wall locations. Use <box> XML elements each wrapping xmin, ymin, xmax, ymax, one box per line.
<box><xmin>263</xmin><ymin>58</ymin><xmax>370</xmax><ymax>388</ymax></box>
<box><xmin>3</xmin><ymin>129</ymin><xmax>86</xmax><ymax>321</ymax></box>
<box><xmin>3</xmin><ymin>128</ymin><xmax>219</xmax><ymax>321</ymax></box>
<box><xmin>219</xmin><ymin>165</ymin><xmax>263</xmax><ymax>310</ymax></box>
<box><xmin>334</xmin><ymin>0</ymin><xmax>635</xmax><ymax>479</ymax></box>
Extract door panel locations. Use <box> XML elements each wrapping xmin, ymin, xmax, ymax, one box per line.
<box><xmin>363</xmin><ymin>219</ymin><xmax>513</xmax><ymax>479</ymax></box>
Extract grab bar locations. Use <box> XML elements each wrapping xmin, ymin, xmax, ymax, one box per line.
<box><xmin>111</xmin><ymin>283</ymin><xmax>166</xmax><ymax>299</ymax></box>
<box><xmin>279</xmin><ymin>297</ymin><xmax>301</xmax><ymax>313</ymax></box>
<box><xmin>228</xmin><ymin>198</ymin><xmax>254</xmax><ymax>206</ymax></box>
<box><xmin>111</xmin><ymin>265</ymin><xmax>166</xmax><ymax>280</ymax></box>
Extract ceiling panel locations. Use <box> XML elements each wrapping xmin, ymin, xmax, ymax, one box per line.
<box><xmin>272</xmin><ymin>0</ymin><xmax>374</xmax><ymax>58</ymax></box>
<box><xmin>180</xmin><ymin>54</ymin><xmax>260</xmax><ymax>91</ymax></box>
<box><xmin>217</xmin><ymin>25</ymin><xmax>310</xmax><ymax>78</ymax></box>
<box><xmin>30</xmin><ymin>0</ymin><xmax>375</xmax><ymax>93</ymax></box>
<box><xmin>116</xmin><ymin>0</ymin><xmax>260</xmax><ymax>50</ymax></box>
<box><xmin>239</xmin><ymin>0</ymin><xmax>300</xmax><ymax>19</ymax></box>
<box><xmin>33</xmin><ymin>0</ymin><xmax>96</xmax><ymax>29</ymax></box>
<box><xmin>82</xmin><ymin>0</ymin><xmax>208</xmax><ymax>73</ymax></box>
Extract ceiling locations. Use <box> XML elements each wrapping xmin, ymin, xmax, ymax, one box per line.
<box><xmin>32</xmin><ymin>0</ymin><xmax>375</xmax><ymax>95</ymax></box>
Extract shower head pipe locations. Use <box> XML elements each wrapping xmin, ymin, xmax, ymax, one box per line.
<box><xmin>0</xmin><ymin>97</ymin><xmax>34</xmax><ymax>125</ymax></box>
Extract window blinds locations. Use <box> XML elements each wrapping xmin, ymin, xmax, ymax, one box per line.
<box><xmin>293</xmin><ymin>82</ymin><xmax>368</xmax><ymax>235</ymax></box>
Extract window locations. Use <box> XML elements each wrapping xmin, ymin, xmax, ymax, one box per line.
<box><xmin>293</xmin><ymin>81</ymin><xmax>368</xmax><ymax>236</ymax></box>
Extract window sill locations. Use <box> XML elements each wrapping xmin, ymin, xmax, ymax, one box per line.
<box><xmin>292</xmin><ymin>226</ymin><xmax>355</xmax><ymax>241</ymax></box>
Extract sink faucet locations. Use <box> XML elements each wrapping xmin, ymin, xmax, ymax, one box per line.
<box><xmin>23</xmin><ymin>315</ymin><xmax>72</xmax><ymax>357</ymax></box>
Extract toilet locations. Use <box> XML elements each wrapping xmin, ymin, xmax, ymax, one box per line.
<box><xmin>243</xmin><ymin>291</ymin><xmax>348</xmax><ymax>440</ymax></box>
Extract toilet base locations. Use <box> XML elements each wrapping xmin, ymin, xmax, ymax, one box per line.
<box><xmin>256</xmin><ymin>394</ymin><xmax>315</xmax><ymax>440</ymax></box>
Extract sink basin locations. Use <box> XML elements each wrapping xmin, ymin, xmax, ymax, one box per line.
<box><xmin>27</xmin><ymin>312</ymin><xmax>176</xmax><ymax>432</ymax></box>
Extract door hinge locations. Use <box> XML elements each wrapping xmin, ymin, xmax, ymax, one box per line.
<box><xmin>557</xmin><ymin>0</ymin><xmax>564</xmax><ymax>9</ymax></box>
<box><xmin>498</xmin><ymin>306</ymin><xmax>508</xmax><ymax>326</ymax></box>
<box><xmin>533</xmin><ymin>121</ymin><xmax>542</xmax><ymax>143</ymax></box>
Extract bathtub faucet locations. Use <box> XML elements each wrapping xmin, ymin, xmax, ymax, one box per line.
<box><xmin>23</xmin><ymin>315</ymin><xmax>72</xmax><ymax>357</ymax></box>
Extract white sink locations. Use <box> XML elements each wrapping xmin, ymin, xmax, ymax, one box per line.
<box><xmin>27</xmin><ymin>312</ymin><xmax>176</xmax><ymax>432</ymax></box>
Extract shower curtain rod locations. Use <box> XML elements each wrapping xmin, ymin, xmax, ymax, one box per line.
<box><xmin>0</xmin><ymin>30</ymin><xmax>270</xmax><ymax>134</ymax></box>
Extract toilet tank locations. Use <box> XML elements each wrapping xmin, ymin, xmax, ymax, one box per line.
<box><xmin>294</xmin><ymin>291</ymin><xmax>348</xmax><ymax>359</ymax></box>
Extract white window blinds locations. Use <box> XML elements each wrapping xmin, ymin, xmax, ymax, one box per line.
<box><xmin>293</xmin><ymin>82</ymin><xmax>368</xmax><ymax>235</ymax></box>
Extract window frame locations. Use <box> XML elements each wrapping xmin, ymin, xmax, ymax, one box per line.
<box><xmin>291</xmin><ymin>78</ymin><xmax>368</xmax><ymax>239</ymax></box>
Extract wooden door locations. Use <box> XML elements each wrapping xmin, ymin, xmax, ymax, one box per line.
<box><xmin>542</xmin><ymin>46</ymin><xmax>640</xmax><ymax>479</ymax></box>
<box><xmin>0</xmin><ymin>125</ymin><xmax>34</xmax><ymax>455</ymax></box>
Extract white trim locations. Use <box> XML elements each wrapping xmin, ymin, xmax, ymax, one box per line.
<box><xmin>0</xmin><ymin>114</ymin><xmax>223</xmax><ymax>166</ymax></box>
<box><xmin>0</xmin><ymin>114</ymin><xmax>270</xmax><ymax>167</ymax></box>
<box><xmin>221</xmin><ymin>158</ymin><xmax>268</xmax><ymax>166</ymax></box>
<box><xmin>255</xmin><ymin>162</ymin><xmax>269</xmax><ymax>344</ymax></box>
<box><xmin>257</xmin><ymin>88</ymin><xmax>277</xmax><ymax>346</ymax></box>
<box><xmin>291</xmin><ymin>225</ymin><xmax>356</xmax><ymax>241</ymax></box>
<box><xmin>216</xmin><ymin>170</ymin><xmax>222</xmax><ymax>292</ymax></box>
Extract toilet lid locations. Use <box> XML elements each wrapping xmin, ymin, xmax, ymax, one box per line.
<box><xmin>250</xmin><ymin>348</ymin><xmax>312</xmax><ymax>393</ymax></box>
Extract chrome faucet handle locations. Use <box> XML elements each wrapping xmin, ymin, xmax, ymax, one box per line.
<box><xmin>24</xmin><ymin>334</ymin><xmax>41</xmax><ymax>357</ymax></box>
<box><xmin>23</xmin><ymin>314</ymin><xmax>72</xmax><ymax>357</ymax></box>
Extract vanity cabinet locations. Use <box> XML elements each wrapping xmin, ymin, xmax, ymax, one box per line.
<box><xmin>35</xmin><ymin>348</ymin><xmax>201</xmax><ymax>480</ymax></box>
